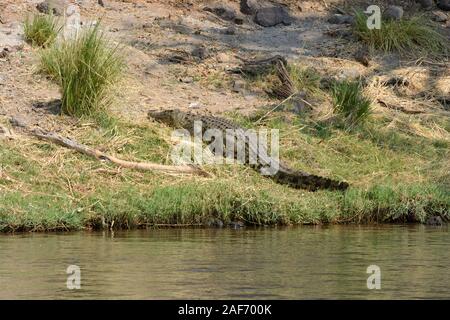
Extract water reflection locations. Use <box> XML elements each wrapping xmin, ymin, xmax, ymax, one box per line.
<box><xmin>0</xmin><ymin>225</ymin><xmax>448</xmax><ymax>299</ymax></box>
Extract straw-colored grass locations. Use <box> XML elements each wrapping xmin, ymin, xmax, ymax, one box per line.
<box><xmin>0</xmin><ymin>104</ymin><xmax>448</xmax><ymax>232</ymax></box>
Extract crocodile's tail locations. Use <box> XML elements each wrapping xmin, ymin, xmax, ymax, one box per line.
<box><xmin>272</xmin><ymin>167</ymin><xmax>349</xmax><ymax>191</ymax></box>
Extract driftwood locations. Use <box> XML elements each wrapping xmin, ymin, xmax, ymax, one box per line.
<box><xmin>270</xmin><ymin>58</ymin><xmax>296</xmax><ymax>99</ymax></box>
<box><xmin>234</xmin><ymin>55</ymin><xmax>288</xmax><ymax>76</ymax></box>
<box><xmin>12</xmin><ymin>124</ymin><xmax>208</xmax><ymax>176</ymax></box>
<box><xmin>31</xmin><ymin>128</ymin><xmax>208</xmax><ymax>176</ymax></box>
<box><xmin>377</xmin><ymin>99</ymin><xmax>425</xmax><ymax>115</ymax></box>
<box><xmin>234</xmin><ymin>55</ymin><xmax>297</xmax><ymax>99</ymax></box>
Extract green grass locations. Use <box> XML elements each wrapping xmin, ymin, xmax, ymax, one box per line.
<box><xmin>0</xmin><ymin>108</ymin><xmax>448</xmax><ymax>232</ymax></box>
<box><xmin>40</xmin><ymin>24</ymin><xmax>124</xmax><ymax>118</ymax></box>
<box><xmin>332</xmin><ymin>80</ymin><xmax>372</xmax><ymax>126</ymax></box>
<box><xmin>23</xmin><ymin>13</ymin><xmax>60</xmax><ymax>47</ymax></box>
<box><xmin>244</xmin><ymin>63</ymin><xmax>323</xmax><ymax>102</ymax></box>
<box><xmin>288</xmin><ymin>64</ymin><xmax>321</xmax><ymax>95</ymax></box>
<box><xmin>353</xmin><ymin>12</ymin><xmax>449</xmax><ymax>56</ymax></box>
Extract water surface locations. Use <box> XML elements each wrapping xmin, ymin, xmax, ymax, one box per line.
<box><xmin>0</xmin><ymin>225</ymin><xmax>448</xmax><ymax>299</ymax></box>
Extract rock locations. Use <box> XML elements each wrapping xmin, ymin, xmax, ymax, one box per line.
<box><xmin>234</xmin><ymin>17</ymin><xmax>244</xmax><ymax>25</ymax></box>
<box><xmin>223</xmin><ymin>26</ymin><xmax>236</xmax><ymax>35</ymax></box>
<box><xmin>232</xmin><ymin>79</ymin><xmax>246</xmax><ymax>93</ymax></box>
<box><xmin>179</xmin><ymin>76</ymin><xmax>194</xmax><ymax>83</ymax></box>
<box><xmin>240</xmin><ymin>0</ymin><xmax>261</xmax><ymax>15</ymax></box>
<box><xmin>191</xmin><ymin>46</ymin><xmax>210</xmax><ymax>60</ymax></box>
<box><xmin>0</xmin><ymin>24</ymin><xmax>25</xmax><ymax>49</ymax></box>
<box><xmin>384</xmin><ymin>6</ymin><xmax>404</xmax><ymax>20</ymax></box>
<box><xmin>66</xmin><ymin>4</ymin><xmax>78</xmax><ymax>16</ymax></box>
<box><xmin>188</xmin><ymin>102</ymin><xmax>202</xmax><ymax>109</ymax></box>
<box><xmin>0</xmin><ymin>47</ymin><xmax>10</xmax><ymax>58</ymax></box>
<box><xmin>229</xmin><ymin>221</ymin><xmax>245</xmax><ymax>229</ymax></box>
<box><xmin>425</xmin><ymin>216</ymin><xmax>443</xmax><ymax>226</ymax></box>
<box><xmin>36</xmin><ymin>0</ymin><xmax>69</xmax><ymax>16</ymax></box>
<box><xmin>63</xmin><ymin>4</ymin><xmax>81</xmax><ymax>39</ymax></box>
<box><xmin>203</xmin><ymin>4</ymin><xmax>236</xmax><ymax>21</ymax></box>
<box><xmin>254</xmin><ymin>6</ymin><xmax>292</xmax><ymax>27</ymax></box>
<box><xmin>354</xmin><ymin>46</ymin><xmax>370</xmax><ymax>67</ymax></box>
<box><xmin>9</xmin><ymin>116</ymin><xmax>27</xmax><ymax>128</ymax></box>
<box><xmin>327</xmin><ymin>14</ymin><xmax>354</xmax><ymax>25</ymax></box>
<box><xmin>216</xmin><ymin>52</ymin><xmax>234</xmax><ymax>64</ymax></box>
<box><xmin>437</xmin><ymin>0</ymin><xmax>450</xmax><ymax>11</ymax></box>
<box><xmin>205</xmin><ymin>218</ymin><xmax>224</xmax><ymax>228</ymax></box>
<box><xmin>432</xmin><ymin>10</ymin><xmax>448</xmax><ymax>21</ymax></box>
<box><xmin>417</xmin><ymin>0</ymin><xmax>434</xmax><ymax>10</ymax></box>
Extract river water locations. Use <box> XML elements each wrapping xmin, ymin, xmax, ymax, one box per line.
<box><xmin>0</xmin><ymin>225</ymin><xmax>448</xmax><ymax>299</ymax></box>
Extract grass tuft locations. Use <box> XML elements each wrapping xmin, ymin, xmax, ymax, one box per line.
<box><xmin>40</xmin><ymin>23</ymin><xmax>124</xmax><ymax>118</ymax></box>
<box><xmin>23</xmin><ymin>13</ymin><xmax>60</xmax><ymax>47</ymax></box>
<box><xmin>353</xmin><ymin>12</ymin><xmax>449</xmax><ymax>56</ymax></box>
<box><xmin>332</xmin><ymin>80</ymin><xmax>372</xmax><ymax>126</ymax></box>
<box><xmin>288</xmin><ymin>64</ymin><xmax>321</xmax><ymax>95</ymax></box>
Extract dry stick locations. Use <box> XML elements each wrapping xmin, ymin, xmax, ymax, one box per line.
<box><xmin>254</xmin><ymin>60</ymin><xmax>299</xmax><ymax>124</ymax></box>
<box><xmin>254</xmin><ymin>92</ymin><xmax>296</xmax><ymax>125</ymax></box>
<box><xmin>377</xmin><ymin>99</ymin><xmax>425</xmax><ymax>115</ymax></box>
<box><xmin>30</xmin><ymin>127</ymin><xmax>209</xmax><ymax>176</ymax></box>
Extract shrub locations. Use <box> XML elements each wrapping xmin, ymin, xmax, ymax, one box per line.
<box><xmin>353</xmin><ymin>12</ymin><xmax>449</xmax><ymax>56</ymax></box>
<box><xmin>288</xmin><ymin>64</ymin><xmax>321</xmax><ymax>94</ymax></box>
<box><xmin>40</xmin><ymin>24</ymin><xmax>124</xmax><ymax>117</ymax></box>
<box><xmin>332</xmin><ymin>80</ymin><xmax>372</xmax><ymax>125</ymax></box>
<box><xmin>23</xmin><ymin>13</ymin><xmax>60</xmax><ymax>47</ymax></box>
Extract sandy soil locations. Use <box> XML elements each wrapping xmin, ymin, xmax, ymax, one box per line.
<box><xmin>0</xmin><ymin>0</ymin><xmax>449</xmax><ymax>129</ymax></box>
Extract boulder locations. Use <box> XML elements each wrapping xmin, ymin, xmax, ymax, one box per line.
<box><xmin>63</xmin><ymin>4</ymin><xmax>81</xmax><ymax>39</ymax></box>
<box><xmin>223</xmin><ymin>26</ymin><xmax>236</xmax><ymax>35</ymax></box>
<box><xmin>203</xmin><ymin>4</ymin><xmax>236</xmax><ymax>21</ymax></box>
<box><xmin>384</xmin><ymin>6</ymin><xmax>404</xmax><ymax>20</ymax></box>
<box><xmin>327</xmin><ymin>14</ymin><xmax>354</xmax><ymax>25</ymax></box>
<box><xmin>417</xmin><ymin>0</ymin><xmax>434</xmax><ymax>10</ymax></box>
<box><xmin>254</xmin><ymin>6</ymin><xmax>292</xmax><ymax>27</ymax></box>
<box><xmin>191</xmin><ymin>46</ymin><xmax>210</xmax><ymax>60</ymax></box>
<box><xmin>9</xmin><ymin>116</ymin><xmax>27</xmax><ymax>128</ymax></box>
<box><xmin>240</xmin><ymin>0</ymin><xmax>261</xmax><ymax>15</ymax></box>
<box><xmin>425</xmin><ymin>216</ymin><xmax>443</xmax><ymax>226</ymax></box>
<box><xmin>0</xmin><ymin>24</ymin><xmax>24</xmax><ymax>49</ymax></box>
<box><xmin>437</xmin><ymin>0</ymin><xmax>450</xmax><ymax>11</ymax></box>
<box><xmin>36</xmin><ymin>0</ymin><xmax>69</xmax><ymax>16</ymax></box>
<box><xmin>232</xmin><ymin>79</ymin><xmax>247</xmax><ymax>93</ymax></box>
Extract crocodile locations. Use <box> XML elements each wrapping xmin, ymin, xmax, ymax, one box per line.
<box><xmin>148</xmin><ymin>109</ymin><xmax>349</xmax><ymax>191</ymax></box>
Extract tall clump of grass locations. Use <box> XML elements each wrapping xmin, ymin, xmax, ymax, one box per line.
<box><xmin>353</xmin><ymin>11</ymin><xmax>449</xmax><ymax>56</ymax></box>
<box><xmin>288</xmin><ymin>64</ymin><xmax>321</xmax><ymax>94</ymax></box>
<box><xmin>40</xmin><ymin>24</ymin><xmax>124</xmax><ymax>118</ymax></box>
<box><xmin>332</xmin><ymin>80</ymin><xmax>372</xmax><ymax>125</ymax></box>
<box><xmin>23</xmin><ymin>13</ymin><xmax>60</xmax><ymax>47</ymax></box>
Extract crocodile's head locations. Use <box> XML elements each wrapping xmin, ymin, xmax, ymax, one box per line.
<box><xmin>148</xmin><ymin>109</ymin><xmax>183</xmax><ymax>127</ymax></box>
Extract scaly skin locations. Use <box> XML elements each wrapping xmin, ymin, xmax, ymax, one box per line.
<box><xmin>148</xmin><ymin>109</ymin><xmax>349</xmax><ymax>191</ymax></box>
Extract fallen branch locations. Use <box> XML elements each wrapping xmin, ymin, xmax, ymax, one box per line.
<box><xmin>29</xmin><ymin>127</ymin><xmax>209</xmax><ymax>176</ymax></box>
<box><xmin>377</xmin><ymin>99</ymin><xmax>425</xmax><ymax>115</ymax></box>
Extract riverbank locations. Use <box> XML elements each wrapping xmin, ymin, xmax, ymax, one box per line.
<box><xmin>1</xmin><ymin>0</ymin><xmax>448</xmax><ymax>232</ymax></box>
<box><xmin>1</xmin><ymin>110</ymin><xmax>448</xmax><ymax>232</ymax></box>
